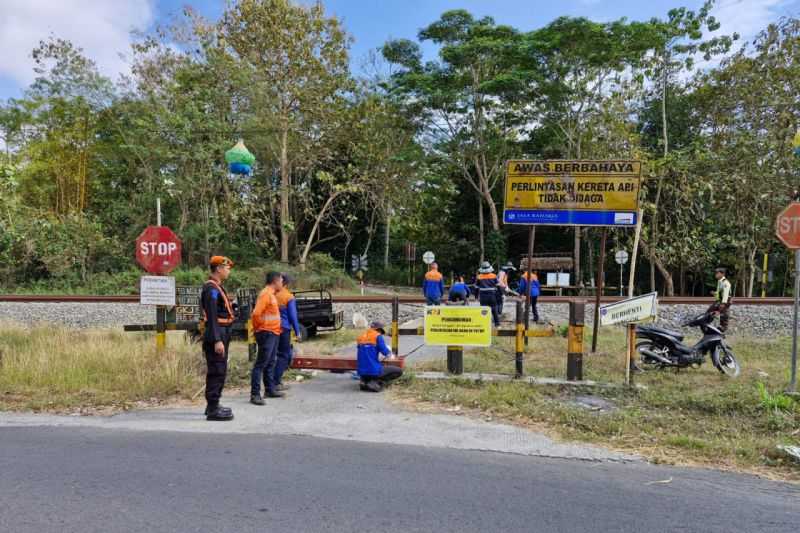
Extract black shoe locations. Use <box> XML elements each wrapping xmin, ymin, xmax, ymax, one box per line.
<box><xmin>206</xmin><ymin>407</ymin><xmax>234</xmax><ymax>421</ymax></box>
<box><xmin>250</xmin><ymin>395</ymin><xmax>265</xmax><ymax>405</ymax></box>
<box><xmin>265</xmin><ymin>391</ymin><xmax>285</xmax><ymax>398</ymax></box>
<box><xmin>276</xmin><ymin>383</ymin><xmax>291</xmax><ymax>392</ymax></box>
<box><xmin>361</xmin><ymin>380</ymin><xmax>382</xmax><ymax>393</ymax></box>
<box><xmin>205</xmin><ymin>404</ymin><xmax>230</xmax><ymax>416</ymax></box>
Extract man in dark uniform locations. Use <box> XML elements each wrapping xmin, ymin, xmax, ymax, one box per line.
<box><xmin>201</xmin><ymin>255</ymin><xmax>236</xmax><ymax>421</ymax></box>
<box><xmin>477</xmin><ymin>261</ymin><xmax>500</xmax><ymax>327</ymax></box>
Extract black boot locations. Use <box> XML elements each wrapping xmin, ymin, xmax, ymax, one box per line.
<box><xmin>265</xmin><ymin>390</ymin><xmax>285</xmax><ymax>398</ymax></box>
<box><xmin>206</xmin><ymin>406</ymin><xmax>234</xmax><ymax>421</ymax></box>
<box><xmin>250</xmin><ymin>395</ymin><xmax>265</xmax><ymax>405</ymax></box>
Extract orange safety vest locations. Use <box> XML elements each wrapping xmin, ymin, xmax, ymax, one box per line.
<box><xmin>252</xmin><ymin>286</ymin><xmax>282</xmax><ymax>334</ymax></box>
<box><xmin>201</xmin><ymin>279</ymin><xmax>235</xmax><ymax>326</ymax></box>
<box><xmin>425</xmin><ymin>270</ymin><xmax>443</xmax><ymax>282</ymax></box>
<box><xmin>276</xmin><ymin>287</ymin><xmax>294</xmax><ymax>308</ymax></box>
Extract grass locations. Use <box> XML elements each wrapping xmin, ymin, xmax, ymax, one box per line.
<box><xmin>0</xmin><ymin>322</ymin><xmax>253</xmax><ymax>412</ymax></box>
<box><xmin>395</xmin><ymin>328</ymin><xmax>800</xmax><ymax>480</ymax></box>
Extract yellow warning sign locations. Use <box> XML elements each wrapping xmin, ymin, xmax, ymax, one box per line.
<box><xmin>504</xmin><ymin>160</ymin><xmax>641</xmax><ymax>212</ymax></box>
<box><xmin>424</xmin><ymin>306</ymin><xmax>493</xmax><ymax>347</ymax></box>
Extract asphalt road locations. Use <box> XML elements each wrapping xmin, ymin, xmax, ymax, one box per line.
<box><xmin>1</xmin><ymin>427</ymin><xmax>797</xmax><ymax>533</ymax></box>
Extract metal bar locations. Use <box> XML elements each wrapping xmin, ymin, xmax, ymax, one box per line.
<box><xmin>123</xmin><ymin>322</ymin><xmax>198</xmax><ymax>332</ymax></box>
<box><xmin>789</xmin><ymin>249</ymin><xmax>800</xmax><ymax>394</ymax></box>
<box><xmin>0</xmin><ymin>294</ymin><xmax>795</xmax><ymax>305</ymax></box>
<box><xmin>291</xmin><ymin>356</ymin><xmax>406</xmax><ymax>372</ymax></box>
<box><xmin>591</xmin><ymin>228</ymin><xmax>607</xmax><ymax>353</ymax></box>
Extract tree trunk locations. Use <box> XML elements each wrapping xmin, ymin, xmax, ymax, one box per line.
<box><xmin>478</xmin><ymin>192</ymin><xmax>485</xmax><ymax>262</ymax></box>
<box><xmin>640</xmin><ymin>237</ymin><xmax>674</xmax><ymax>296</ymax></box>
<box><xmin>383</xmin><ymin>211</ymin><xmax>391</xmax><ymax>269</ymax></box>
<box><xmin>279</xmin><ymin>125</ymin><xmax>291</xmax><ymax>263</ymax></box>
<box><xmin>299</xmin><ymin>192</ymin><xmax>341</xmax><ymax>271</ymax></box>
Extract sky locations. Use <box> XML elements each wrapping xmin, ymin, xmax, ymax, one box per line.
<box><xmin>0</xmin><ymin>0</ymin><xmax>798</xmax><ymax>100</ymax></box>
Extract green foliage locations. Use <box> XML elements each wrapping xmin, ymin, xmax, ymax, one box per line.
<box><xmin>756</xmin><ymin>382</ymin><xmax>796</xmax><ymax>413</ymax></box>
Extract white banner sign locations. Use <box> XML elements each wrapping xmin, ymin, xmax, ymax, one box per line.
<box><xmin>140</xmin><ymin>276</ymin><xmax>176</xmax><ymax>306</ymax></box>
<box><xmin>599</xmin><ymin>292</ymin><xmax>658</xmax><ymax>326</ymax></box>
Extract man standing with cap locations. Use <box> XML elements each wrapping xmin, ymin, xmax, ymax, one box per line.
<box><xmin>250</xmin><ymin>271</ymin><xmax>285</xmax><ymax>404</ymax></box>
<box><xmin>201</xmin><ymin>255</ymin><xmax>236</xmax><ymax>421</ymax></box>
<box><xmin>275</xmin><ymin>273</ymin><xmax>302</xmax><ymax>391</ymax></box>
<box><xmin>477</xmin><ymin>262</ymin><xmax>500</xmax><ymax>327</ymax></box>
<box><xmin>709</xmin><ymin>267</ymin><xmax>732</xmax><ymax>332</ymax></box>
<box><xmin>356</xmin><ymin>321</ymin><xmax>402</xmax><ymax>392</ymax></box>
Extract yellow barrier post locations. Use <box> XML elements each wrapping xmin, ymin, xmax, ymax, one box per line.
<box><xmin>567</xmin><ymin>300</ymin><xmax>584</xmax><ymax>380</ymax></box>
<box><xmin>391</xmin><ymin>296</ymin><xmax>400</xmax><ymax>355</ymax></box>
<box><xmin>155</xmin><ymin>306</ymin><xmax>166</xmax><ymax>351</ymax></box>
<box><xmin>247</xmin><ymin>318</ymin><xmax>256</xmax><ymax>362</ymax></box>
<box><xmin>515</xmin><ymin>301</ymin><xmax>524</xmax><ymax>377</ymax></box>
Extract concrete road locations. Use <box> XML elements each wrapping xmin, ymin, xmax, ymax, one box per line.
<box><xmin>0</xmin><ymin>426</ymin><xmax>797</xmax><ymax>533</ymax></box>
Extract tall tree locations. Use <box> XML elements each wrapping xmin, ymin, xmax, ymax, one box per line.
<box><xmin>218</xmin><ymin>0</ymin><xmax>351</xmax><ymax>263</ymax></box>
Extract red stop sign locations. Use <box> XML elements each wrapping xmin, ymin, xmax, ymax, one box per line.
<box><xmin>135</xmin><ymin>226</ymin><xmax>182</xmax><ymax>274</ymax></box>
<box><xmin>776</xmin><ymin>203</ymin><xmax>800</xmax><ymax>250</ymax></box>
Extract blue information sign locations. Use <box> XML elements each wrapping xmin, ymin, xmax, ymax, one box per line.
<box><xmin>503</xmin><ymin>209</ymin><xmax>637</xmax><ymax>226</ymax></box>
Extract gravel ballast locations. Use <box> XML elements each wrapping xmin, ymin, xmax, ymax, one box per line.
<box><xmin>0</xmin><ymin>300</ymin><xmax>794</xmax><ymax>337</ymax></box>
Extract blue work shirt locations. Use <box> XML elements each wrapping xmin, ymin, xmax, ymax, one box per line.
<box><xmin>356</xmin><ymin>329</ymin><xmax>391</xmax><ymax>377</ymax></box>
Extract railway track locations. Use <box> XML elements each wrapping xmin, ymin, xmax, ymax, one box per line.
<box><xmin>0</xmin><ymin>294</ymin><xmax>793</xmax><ymax>305</ymax></box>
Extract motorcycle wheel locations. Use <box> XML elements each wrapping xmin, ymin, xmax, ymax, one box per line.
<box><xmin>712</xmin><ymin>344</ymin><xmax>740</xmax><ymax>378</ymax></box>
<box><xmin>635</xmin><ymin>341</ymin><xmax>665</xmax><ymax>372</ymax></box>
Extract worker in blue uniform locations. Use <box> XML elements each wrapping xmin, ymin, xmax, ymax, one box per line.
<box><xmin>422</xmin><ymin>262</ymin><xmax>445</xmax><ymax>305</ymax></box>
<box><xmin>356</xmin><ymin>321</ymin><xmax>402</xmax><ymax>392</ymax></box>
<box><xmin>448</xmin><ymin>275</ymin><xmax>470</xmax><ymax>305</ymax></box>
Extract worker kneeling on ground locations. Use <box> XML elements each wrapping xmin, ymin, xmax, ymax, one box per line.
<box><xmin>356</xmin><ymin>321</ymin><xmax>402</xmax><ymax>392</ymax></box>
<box><xmin>448</xmin><ymin>275</ymin><xmax>469</xmax><ymax>305</ymax></box>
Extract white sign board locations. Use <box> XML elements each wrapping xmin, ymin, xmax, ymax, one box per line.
<box><xmin>599</xmin><ymin>292</ymin><xmax>658</xmax><ymax>326</ymax></box>
<box><xmin>546</xmin><ymin>273</ymin><xmax>570</xmax><ymax>287</ymax></box>
<box><xmin>422</xmin><ymin>251</ymin><xmax>435</xmax><ymax>265</ymax></box>
<box><xmin>140</xmin><ymin>276</ymin><xmax>176</xmax><ymax>306</ymax></box>
<box><xmin>615</xmin><ymin>250</ymin><xmax>629</xmax><ymax>265</ymax></box>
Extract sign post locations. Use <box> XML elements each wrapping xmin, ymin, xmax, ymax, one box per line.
<box><xmin>599</xmin><ymin>292</ymin><xmax>659</xmax><ymax>385</ymax></box>
<box><xmin>503</xmin><ymin>160</ymin><xmax>642</xmax><ymax>355</ymax></box>
<box><xmin>776</xmin><ymin>202</ymin><xmax>800</xmax><ymax>393</ymax></box>
<box><xmin>136</xmin><ymin>225</ymin><xmax>182</xmax><ymax>352</ymax></box>
<box><xmin>615</xmin><ymin>250</ymin><xmax>629</xmax><ymax>296</ymax></box>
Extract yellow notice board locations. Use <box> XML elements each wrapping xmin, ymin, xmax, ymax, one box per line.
<box><xmin>424</xmin><ymin>306</ymin><xmax>493</xmax><ymax>347</ymax></box>
<box><xmin>503</xmin><ymin>160</ymin><xmax>642</xmax><ymax>226</ymax></box>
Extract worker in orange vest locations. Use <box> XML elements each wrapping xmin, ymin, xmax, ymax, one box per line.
<box><xmin>423</xmin><ymin>262</ymin><xmax>445</xmax><ymax>305</ymax></box>
<box><xmin>250</xmin><ymin>271</ymin><xmax>285</xmax><ymax>404</ymax></box>
<box><xmin>357</xmin><ymin>321</ymin><xmax>402</xmax><ymax>392</ymax></box>
<box><xmin>477</xmin><ymin>262</ymin><xmax>500</xmax><ymax>327</ymax></box>
<box><xmin>275</xmin><ymin>273</ymin><xmax>303</xmax><ymax>390</ymax></box>
<box><xmin>201</xmin><ymin>255</ymin><xmax>236</xmax><ymax>421</ymax></box>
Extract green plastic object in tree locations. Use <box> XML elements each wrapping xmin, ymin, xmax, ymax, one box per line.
<box><xmin>225</xmin><ymin>139</ymin><xmax>256</xmax><ymax>165</ymax></box>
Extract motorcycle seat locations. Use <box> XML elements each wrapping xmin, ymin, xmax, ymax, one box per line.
<box><xmin>637</xmin><ymin>325</ymin><xmax>684</xmax><ymax>341</ymax></box>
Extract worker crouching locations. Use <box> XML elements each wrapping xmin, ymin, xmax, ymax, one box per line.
<box><xmin>357</xmin><ymin>321</ymin><xmax>402</xmax><ymax>392</ymax></box>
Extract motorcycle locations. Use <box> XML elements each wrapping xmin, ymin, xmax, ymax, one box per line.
<box><xmin>634</xmin><ymin>312</ymin><xmax>740</xmax><ymax>377</ymax></box>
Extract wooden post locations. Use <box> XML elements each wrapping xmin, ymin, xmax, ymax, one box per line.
<box><xmin>447</xmin><ymin>346</ymin><xmax>463</xmax><ymax>375</ymax></box>
<box><xmin>628</xmin><ymin>208</ymin><xmax>643</xmax><ymax>298</ymax></box>
<box><xmin>625</xmin><ymin>323</ymin><xmax>636</xmax><ymax>386</ymax></box>
<box><xmin>515</xmin><ymin>300</ymin><xmax>524</xmax><ymax>378</ymax></box>
<box><xmin>391</xmin><ymin>296</ymin><xmax>400</xmax><ymax>355</ymax></box>
<box><xmin>567</xmin><ymin>300</ymin><xmax>584</xmax><ymax>381</ymax></box>
<box><xmin>591</xmin><ymin>228</ymin><xmax>607</xmax><ymax>353</ymax></box>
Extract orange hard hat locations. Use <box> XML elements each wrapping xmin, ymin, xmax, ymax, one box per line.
<box><xmin>209</xmin><ymin>255</ymin><xmax>234</xmax><ymax>268</ymax></box>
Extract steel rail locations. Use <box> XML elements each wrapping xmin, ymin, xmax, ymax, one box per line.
<box><xmin>0</xmin><ymin>294</ymin><xmax>794</xmax><ymax>305</ymax></box>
